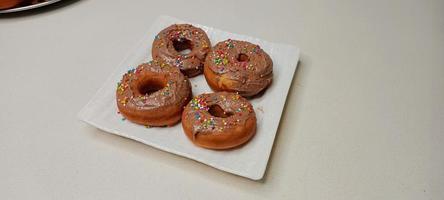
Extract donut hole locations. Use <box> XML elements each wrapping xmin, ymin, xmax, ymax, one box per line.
<box><xmin>173</xmin><ymin>38</ymin><xmax>193</xmax><ymax>55</ymax></box>
<box><xmin>236</xmin><ymin>53</ymin><xmax>249</xmax><ymax>62</ymax></box>
<box><xmin>208</xmin><ymin>104</ymin><xmax>233</xmax><ymax>118</ymax></box>
<box><xmin>138</xmin><ymin>79</ymin><xmax>166</xmax><ymax>96</ymax></box>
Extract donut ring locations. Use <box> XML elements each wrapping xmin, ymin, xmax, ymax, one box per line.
<box><xmin>152</xmin><ymin>24</ymin><xmax>211</xmax><ymax>77</ymax></box>
<box><xmin>116</xmin><ymin>61</ymin><xmax>192</xmax><ymax>126</ymax></box>
<box><xmin>181</xmin><ymin>92</ymin><xmax>256</xmax><ymax>150</ymax></box>
<box><xmin>204</xmin><ymin>39</ymin><xmax>273</xmax><ymax>97</ymax></box>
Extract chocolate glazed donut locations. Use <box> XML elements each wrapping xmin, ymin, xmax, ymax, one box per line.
<box><xmin>182</xmin><ymin>92</ymin><xmax>256</xmax><ymax>150</ymax></box>
<box><xmin>152</xmin><ymin>24</ymin><xmax>211</xmax><ymax>77</ymax></box>
<box><xmin>116</xmin><ymin>61</ymin><xmax>192</xmax><ymax>126</ymax></box>
<box><xmin>204</xmin><ymin>39</ymin><xmax>273</xmax><ymax>97</ymax></box>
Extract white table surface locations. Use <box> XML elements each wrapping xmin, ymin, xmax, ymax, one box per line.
<box><xmin>1</xmin><ymin>0</ymin><xmax>443</xmax><ymax>199</ymax></box>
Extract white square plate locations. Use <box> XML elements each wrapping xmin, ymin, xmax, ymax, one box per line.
<box><xmin>78</xmin><ymin>16</ymin><xmax>299</xmax><ymax>180</ymax></box>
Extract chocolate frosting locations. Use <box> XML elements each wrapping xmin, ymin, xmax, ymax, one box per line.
<box><xmin>204</xmin><ymin>39</ymin><xmax>273</xmax><ymax>97</ymax></box>
<box><xmin>182</xmin><ymin>92</ymin><xmax>256</xmax><ymax>138</ymax></box>
<box><xmin>116</xmin><ymin>61</ymin><xmax>191</xmax><ymax>113</ymax></box>
<box><xmin>152</xmin><ymin>24</ymin><xmax>211</xmax><ymax>77</ymax></box>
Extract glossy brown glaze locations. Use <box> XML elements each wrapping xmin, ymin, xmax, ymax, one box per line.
<box><xmin>116</xmin><ymin>61</ymin><xmax>192</xmax><ymax>126</ymax></box>
<box><xmin>182</xmin><ymin>92</ymin><xmax>256</xmax><ymax>150</ymax></box>
<box><xmin>152</xmin><ymin>24</ymin><xmax>211</xmax><ymax>77</ymax></box>
<box><xmin>204</xmin><ymin>39</ymin><xmax>273</xmax><ymax>97</ymax></box>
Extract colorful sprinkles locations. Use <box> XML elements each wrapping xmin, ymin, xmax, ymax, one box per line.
<box><xmin>225</xmin><ymin>39</ymin><xmax>235</xmax><ymax>49</ymax></box>
<box><xmin>152</xmin><ymin>24</ymin><xmax>210</xmax><ymax>76</ymax></box>
<box><xmin>187</xmin><ymin>93</ymin><xmax>255</xmax><ymax>135</ymax></box>
<box><xmin>208</xmin><ymin>40</ymin><xmax>268</xmax><ymax>75</ymax></box>
<box><xmin>117</xmin><ymin>60</ymin><xmax>185</xmax><ymax>112</ymax></box>
<box><xmin>190</xmin><ymin>96</ymin><xmax>209</xmax><ymax>111</ymax></box>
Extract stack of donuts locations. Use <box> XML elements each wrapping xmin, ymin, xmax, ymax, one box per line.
<box><xmin>116</xmin><ymin>24</ymin><xmax>273</xmax><ymax>150</ymax></box>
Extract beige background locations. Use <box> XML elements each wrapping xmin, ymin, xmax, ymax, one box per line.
<box><xmin>1</xmin><ymin>0</ymin><xmax>443</xmax><ymax>199</ymax></box>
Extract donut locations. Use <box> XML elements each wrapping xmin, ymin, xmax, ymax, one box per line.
<box><xmin>152</xmin><ymin>24</ymin><xmax>211</xmax><ymax>77</ymax></box>
<box><xmin>181</xmin><ymin>92</ymin><xmax>256</xmax><ymax>149</ymax></box>
<box><xmin>204</xmin><ymin>39</ymin><xmax>273</xmax><ymax>97</ymax></box>
<box><xmin>116</xmin><ymin>60</ymin><xmax>192</xmax><ymax>126</ymax></box>
<box><xmin>0</xmin><ymin>0</ymin><xmax>21</xmax><ymax>9</ymax></box>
